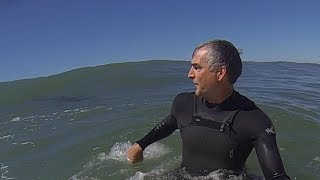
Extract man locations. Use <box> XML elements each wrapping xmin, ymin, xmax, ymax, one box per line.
<box><xmin>127</xmin><ymin>40</ymin><xmax>290</xmax><ymax>179</ymax></box>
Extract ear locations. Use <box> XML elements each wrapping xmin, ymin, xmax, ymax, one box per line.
<box><xmin>217</xmin><ymin>66</ymin><xmax>227</xmax><ymax>82</ymax></box>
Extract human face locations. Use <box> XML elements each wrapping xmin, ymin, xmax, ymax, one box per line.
<box><xmin>188</xmin><ymin>49</ymin><xmax>219</xmax><ymax>98</ymax></box>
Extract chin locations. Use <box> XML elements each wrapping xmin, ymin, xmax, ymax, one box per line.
<box><xmin>195</xmin><ymin>90</ymin><xmax>201</xmax><ymax>96</ymax></box>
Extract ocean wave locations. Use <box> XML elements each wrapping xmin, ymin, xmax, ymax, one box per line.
<box><xmin>1</xmin><ymin>61</ymin><xmax>319</xmax><ymax>179</ymax></box>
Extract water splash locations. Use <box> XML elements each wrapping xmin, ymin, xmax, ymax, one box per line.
<box><xmin>177</xmin><ymin>169</ymin><xmax>246</xmax><ymax>180</ymax></box>
<box><xmin>127</xmin><ymin>156</ymin><xmax>180</xmax><ymax>180</ymax></box>
<box><xmin>105</xmin><ymin>141</ymin><xmax>132</xmax><ymax>161</ymax></box>
<box><xmin>128</xmin><ymin>167</ymin><xmax>247</xmax><ymax>180</ymax></box>
<box><xmin>106</xmin><ymin>141</ymin><xmax>169</xmax><ymax>161</ymax></box>
<box><xmin>70</xmin><ymin>141</ymin><xmax>170</xmax><ymax>179</ymax></box>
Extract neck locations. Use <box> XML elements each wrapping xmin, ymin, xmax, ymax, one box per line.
<box><xmin>205</xmin><ymin>85</ymin><xmax>234</xmax><ymax>104</ymax></box>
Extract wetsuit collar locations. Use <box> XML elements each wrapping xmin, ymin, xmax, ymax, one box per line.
<box><xmin>203</xmin><ymin>90</ymin><xmax>238</xmax><ymax>111</ymax></box>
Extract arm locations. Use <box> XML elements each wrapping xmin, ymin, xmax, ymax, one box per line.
<box><xmin>127</xmin><ymin>113</ymin><xmax>178</xmax><ymax>163</ymax></box>
<box><xmin>127</xmin><ymin>93</ymin><xmax>188</xmax><ymax>163</ymax></box>
<box><xmin>137</xmin><ymin>113</ymin><xmax>178</xmax><ymax>149</ymax></box>
<box><xmin>254</xmin><ymin>134</ymin><xmax>290</xmax><ymax>180</ymax></box>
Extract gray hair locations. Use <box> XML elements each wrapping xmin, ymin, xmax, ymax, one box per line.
<box><xmin>192</xmin><ymin>39</ymin><xmax>242</xmax><ymax>84</ymax></box>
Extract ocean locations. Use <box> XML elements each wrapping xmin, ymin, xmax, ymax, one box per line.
<box><xmin>0</xmin><ymin>60</ymin><xmax>319</xmax><ymax>180</ymax></box>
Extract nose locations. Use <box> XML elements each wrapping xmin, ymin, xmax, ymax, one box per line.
<box><xmin>188</xmin><ymin>66</ymin><xmax>195</xmax><ymax>79</ymax></box>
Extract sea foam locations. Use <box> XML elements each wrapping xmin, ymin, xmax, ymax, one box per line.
<box><xmin>105</xmin><ymin>141</ymin><xmax>169</xmax><ymax>161</ymax></box>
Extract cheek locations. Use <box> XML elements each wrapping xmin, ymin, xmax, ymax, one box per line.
<box><xmin>203</xmin><ymin>74</ymin><xmax>216</xmax><ymax>86</ymax></box>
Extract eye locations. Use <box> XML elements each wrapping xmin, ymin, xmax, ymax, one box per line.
<box><xmin>194</xmin><ymin>65</ymin><xmax>202</xmax><ymax>71</ymax></box>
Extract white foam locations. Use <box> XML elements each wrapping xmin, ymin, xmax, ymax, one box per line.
<box><xmin>0</xmin><ymin>135</ymin><xmax>11</xmax><ymax>140</ymax></box>
<box><xmin>21</xmin><ymin>141</ymin><xmax>35</xmax><ymax>146</ymax></box>
<box><xmin>121</xmin><ymin>103</ymin><xmax>134</xmax><ymax>107</ymax></box>
<box><xmin>79</xmin><ymin>109</ymin><xmax>90</xmax><ymax>113</ymax></box>
<box><xmin>313</xmin><ymin>156</ymin><xmax>320</xmax><ymax>162</ymax></box>
<box><xmin>69</xmin><ymin>141</ymin><xmax>170</xmax><ymax>179</ymax></box>
<box><xmin>26</xmin><ymin>115</ymin><xmax>36</xmax><ymax>119</ymax></box>
<box><xmin>10</xmin><ymin>117</ymin><xmax>20</xmax><ymax>122</ymax></box>
<box><xmin>0</xmin><ymin>163</ymin><xmax>15</xmax><ymax>180</ymax></box>
<box><xmin>106</xmin><ymin>141</ymin><xmax>132</xmax><ymax>161</ymax></box>
<box><xmin>144</xmin><ymin>142</ymin><xmax>169</xmax><ymax>159</ymax></box>
<box><xmin>92</xmin><ymin>147</ymin><xmax>100</xmax><ymax>151</ymax></box>
<box><xmin>187</xmin><ymin>169</ymin><xmax>246</xmax><ymax>180</ymax></box>
<box><xmin>305</xmin><ymin>156</ymin><xmax>320</xmax><ymax>176</ymax></box>
<box><xmin>74</xmin><ymin>106</ymin><xmax>104</xmax><ymax>114</ymax></box>
<box><xmin>105</xmin><ymin>141</ymin><xmax>169</xmax><ymax>162</ymax></box>
<box><xmin>127</xmin><ymin>161</ymin><xmax>172</xmax><ymax>180</ymax></box>
<box><xmin>128</xmin><ymin>168</ymin><xmax>246</xmax><ymax>180</ymax></box>
<box><xmin>127</xmin><ymin>171</ymin><xmax>145</xmax><ymax>180</ymax></box>
<box><xmin>0</xmin><ymin>166</ymin><xmax>8</xmax><ymax>170</ymax></box>
<box><xmin>69</xmin><ymin>175</ymin><xmax>99</xmax><ymax>180</ymax></box>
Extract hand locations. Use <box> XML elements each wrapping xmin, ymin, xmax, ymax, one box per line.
<box><xmin>127</xmin><ymin>143</ymin><xmax>143</xmax><ymax>163</ymax></box>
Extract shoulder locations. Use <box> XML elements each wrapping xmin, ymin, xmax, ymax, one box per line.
<box><xmin>236</xmin><ymin>107</ymin><xmax>276</xmax><ymax>139</ymax></box>
<box><xmin>172</xmin><ymin>92</ymin><xmax>194</xmax><ymax>112</ymax></box>
<box><xmin>234</xmin><ymin>91</ymin><xmax>256</xmax><ymax>111</ymax></box>
<box><xmin>173</xmin><ymin>92</ymin><xmax>194</xmax><ymax>104</ymax></box>
<box><xmin>232</xmin><ymin>93</ymin><xmax>276</xmax><ymax>138</ymax></box>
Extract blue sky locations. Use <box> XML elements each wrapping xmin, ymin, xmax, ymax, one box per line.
<box><xmin>1</xmin><ymin>0</ymin><xmax>319</xmax><ymax>82</ymax></box>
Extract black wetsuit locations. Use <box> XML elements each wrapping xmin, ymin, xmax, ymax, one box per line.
<box><xmin>136</xmin><ymin>91</ymin><xmax>290</xmax><ymax>180</ymax></box>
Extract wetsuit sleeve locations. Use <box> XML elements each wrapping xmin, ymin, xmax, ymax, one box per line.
<box><xmin>136</xmin><ymin>113</ymin><xmax>178</xmax><ymax>149</ymax></box>
<box><xmin>254</xmin><ymin>135</ymin><xmax>290</xmax><ymax>179</ymax></box>
<box><xmin>252</xmin><ymin>111</ymin><xmax>290</xmax><ymax>180</ymax></box>
<box><xmin>136</xmin><ymin>95</ymin><xmax>181</xmax><ymax>149</ymax></box>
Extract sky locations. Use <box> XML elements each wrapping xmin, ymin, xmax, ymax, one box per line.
<box><xmin>1</xmin><ymin>0</ymin><xmax>320</xmax><ymax>82</ymax></box>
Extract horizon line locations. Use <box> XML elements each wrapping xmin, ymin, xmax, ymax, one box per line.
<box><xmin>1</xmin><ymin>59</ymin><xmax>319</xmax><ymax>83</ymax></box>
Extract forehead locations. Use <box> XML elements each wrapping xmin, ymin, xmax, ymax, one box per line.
<box><xmin>192</xmin><ymin>48</ymin><xmax>208</xmax><ymax>64</ymax></box>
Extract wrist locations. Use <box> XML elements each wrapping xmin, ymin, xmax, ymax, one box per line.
<box><xmin>135</xmin><ymin>141</ymin><xmax>147</xmax><ymax>150</ymax></box>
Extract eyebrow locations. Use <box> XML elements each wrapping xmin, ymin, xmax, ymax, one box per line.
<box><xmin>191</xmin><ymin>63</ymin><xmax>201</xmax><ymax>67</ymax></box>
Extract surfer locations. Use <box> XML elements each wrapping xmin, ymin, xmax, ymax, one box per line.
<box><xmin>127</xmin><ymin>39</ymin><xmax>290</xmax><ymax>179</ymax></box>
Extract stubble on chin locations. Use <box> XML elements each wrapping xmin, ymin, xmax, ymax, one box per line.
<box><xmin>195</xmin><ymin>91</ymin><xmax>200</xmax><ymax>96</ymax></box>
<box><xmin>195</xmin><ymin>88</ymin><xmax>203</xmax><ymax>97</ymax></box>
<box><xmin>194</xmin><ymin>86</ymin><xmax>199</xmax><ymax>96</ymax></box>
